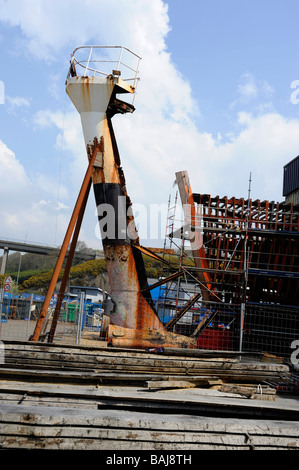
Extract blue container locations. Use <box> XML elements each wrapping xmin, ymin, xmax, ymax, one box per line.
<box><xmin>283</xmin><ymin>155</ymin><xmax>299</xmax><ymax>196</ymax></box>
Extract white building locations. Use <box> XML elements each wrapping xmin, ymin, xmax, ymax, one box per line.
<box><xmin>68</xmin><ymin>286</ymin><xmax>110</xmax><ymax>303</ymax></box>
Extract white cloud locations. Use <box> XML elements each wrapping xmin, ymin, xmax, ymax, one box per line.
<box><xmin>198</xmin><ymin>112</ymin><xmax>299</xmax><ymax>201</ymax></box>
<box><xmin>230</xmin><ymin>72</ymin><xmax>275</xmax><ymax>111</ymax></box>
<box><xmin>0</xmin><ymin>139</ymin><xmax>30</xmax><ymax>189</ymax></box>
<box><xmin>0</xmin><ymin>138</ymin><xmax>71</xmax><ymax>244</ymax></box>
<box><xmin>47</xmin><ymin>73</ymin><xmax>63</xmax><ymax>101</ymax></box>
<box><xmin>34</xmin><ymin>172</ymin><xmax>69</xmax><ymax>201</ymax></box>
<box><xmin>238</xmin><ymin>73</ymin><xmax>258</xmax><ymax>100</ymax></box>
<box><xmin>0</xmin><ymin>0</ymin><xmax>170</xmax><ymax>60</ymax></box>
<box><xmin>33</xmin><ymin>108</ymin><xmax>86</xmax><ymax>185</ymax></box>
<box><xmin>6</xmin><ymin>95</ymin><xmax>31</xmax><ymax>115</ymax></box>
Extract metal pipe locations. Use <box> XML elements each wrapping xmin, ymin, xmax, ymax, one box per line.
<box><xmin>116</xmin><ymin>46</ymin><xmax>124</xmax><ymax>71</ymax></box>
<box><xmin>84</xmin><ymin>46</ymin><xmax>93</xmax><ymax>76</ymax></box>
<box><xmin>76</xmin><ymin>291</ymin><xmax>85</xmax><ymax>345</ymax></box>
<box><xmin>25</xmin><ymin>294</ymin><xmax>33</xmax><ymax>340</ymax></box>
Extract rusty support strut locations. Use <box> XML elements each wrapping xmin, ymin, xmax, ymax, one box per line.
<box><xmin>30</xmin><ymin>149</ymin><xmax>98</xmax><ymax>342</ymax></box>
<box><xmin>47</xmin><ymin>180</ymin><xmax>92</xmax><ymax>343</ymax></box>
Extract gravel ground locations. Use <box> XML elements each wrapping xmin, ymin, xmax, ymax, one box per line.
<box><xmin>0</xmin><ymin>319</ymin><xmax>107</xmax><ymax>347</ymax></box>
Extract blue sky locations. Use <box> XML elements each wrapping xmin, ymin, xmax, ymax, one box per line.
<box><xmin>167</xmin><ymin>0</ymin><xmax>299</xmax><ymax>133</ymax></box>
<box><xmin>0</xmin><ymin>0</ymin><xmax>298</xmax><ymax>249</ymax></box>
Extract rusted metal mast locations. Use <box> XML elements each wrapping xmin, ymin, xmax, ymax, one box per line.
<box><xmin>64</xmin><ymin>46</ymin><xmax>196</xmax><ymax>349</ymax></box>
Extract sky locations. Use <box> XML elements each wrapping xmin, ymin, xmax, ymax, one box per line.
<box><xmin>0</xmin><ymin>0</ymin><xmax>298</xmax><ymax>250</ymax></box>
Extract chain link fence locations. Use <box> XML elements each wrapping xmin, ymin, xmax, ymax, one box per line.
<box><xmin>0</xmin><ymin>292</ymin><xmax>109</xmax><ymax>346</ymax></box>
<box><xmin>1</xmin><ymin>290</ymin><xmax>298</xmax><ymax>362</ymax></box>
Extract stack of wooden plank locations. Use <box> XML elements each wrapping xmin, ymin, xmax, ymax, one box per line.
<box><xmin>0</xmin><ymin>341</ymin><xmax>298</xmax><ymax>450</ymax></box>
<box><xmin>0</xmin><ymin>341</ymin><xmax>291</xmax><ymax>387</ymax></box>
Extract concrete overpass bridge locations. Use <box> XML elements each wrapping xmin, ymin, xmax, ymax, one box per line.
<box><xmin>0</xmin><ymin>239</ymin><xmax>97</xmax><ymax>275</ymax></box>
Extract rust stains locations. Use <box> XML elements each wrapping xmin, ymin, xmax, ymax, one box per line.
<box><xmin>81</xmin><ymin>77</ymin><xmax>92</xmax><ymax>111</ymax></box>
<box><xmin>87</xmin><ymin>136</ymin><xmax>104</xmax><ymax>160</ymax></box>
<box><xmin>87</xmin><ymin>136</ymin><xmax>105</xmax><ymax>184</ymax></box>
<box><xmin>104</xmin><ymin>243</ymin><xmax>197</xmax><ymax>349</ymax></box>
<box><xmin>89</xmin><ymin>119</ymin><xmax>121</xmax><ymax>186</ymax></box>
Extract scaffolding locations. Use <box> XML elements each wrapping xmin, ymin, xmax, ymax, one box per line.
<box><xmin>155</xmin><ymin>173</ymin><xmax>299</xmax><ymax>357</ymax></box>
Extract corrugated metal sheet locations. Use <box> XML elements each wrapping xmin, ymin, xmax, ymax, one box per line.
<box><xmin>283</xmin><ymin>155</ymin><xmax>299</xmax><ymax>196</ymax></box>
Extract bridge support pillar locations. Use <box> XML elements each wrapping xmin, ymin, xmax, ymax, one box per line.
<box><xmin>0</xmin><ymin>247</ymin><xmax>9</xmax><ymax>275</ymax></box>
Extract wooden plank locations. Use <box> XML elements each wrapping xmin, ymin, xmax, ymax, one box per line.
<box><xmin>0</xmin><ymin>367</ymin><xmax>156</xmax><ymax>384</ymax></box>
<box><xmin>220</xmin><ymin>384</ymin><xmax>276</xmax><ymax>401</ymax></box>
<box><xmin>3</xmin><ymin>348</ymin><xmax>241</xmax><ymax>367</ymax></box>
<box><xmin>3</xmin><ymin>359</ymin><xmax>285</xmax><ymax>380</ymax></box>
<box><xmin>1</xmin><ymin>340</ymin><xmax>150</xmax><ymax>357</ymax></box>
<box><xmin>0</xmin><ymin>363</ymin><xmax>289</xmax><ymax>386</ymax></box>
<box><xmin>1</xmin><ymin>340</ymin><xmax>259</xmax><ymax>361</ymax></box>
<box><xmin>0</xmin><ymin>367</ymin><xmax>224</xmax><ymax>387</ymax></box>
<box><xmin>0</xmin><ymin>423</ymin><xmax>298</xmax><ymax>449</ymax></box>
<box><xmin>0</xmin><ymin>367</ymin><xmax>177</xmax><ymax>384</ymax></box>
<box><xmin>1</xmin><ymin>403</ymin><xmax>299</xmax><ymax>435</ymax></box>
<box><xmin>261</xmin><ymin>352</ymin><xmax>284</xmax><ymax>363</ymax></box>
<box><xmin>163</xmin><ymin>347</ymin><xmax>257</xmax><ymax>357</ymax></box>
<box><xmin>146</xmin><ymin>380</ymin><xmax>196</xmax><ymax>390</ymax></box>
<box><xmin>0</xmin><ymin>380</ymin><xmax>278</xmax><ymax>410</ymax></box>
<box><xmin>0</xmin><ymin>434</ymin><xmax>294</xmax><ymax>451</ymax></box>
<box><xmin>0</xmin><ymin>357</ymin><xmax>290</xmax><ymax>386</ymax></box>
<box><xmin>93</xmin><ymin>388</ymin><xmax>299</xmax><ymax>420</ymax></box>
<box><xmin>0</xmin><ymin>403</ymin><xmax>298</xmax><ymax>450</ymax></box>
<box><xmin>95</xmin><ymin>396</ymin><xmax>298</xmax><ymax>421</ymax></box>
<box><xmin>0</xmin><ymin>423</ymin><xmax>249</xmax><ymax>445</ymax></box>
<box><xmin>0</xmin><ymin>340</ymin><xmax>291</xmax><ymax>387</ymax></box>
<box><xmin>0</xmin><ymin>378</ymin><xmax>218</xmax><ymax>398</ymax></box>
<box><xmin>0</xmin><ymin>435</ymin><xmax>250</xmax><ymax>450</ymax></box>
<box><xmin>95</xmin><ymin>398</ymin><xmax>296</xmax><ymax>421</ymax></box>
<box><xmin>1</xmin><ymin>347</ymin><xmax>237</xmax><ymax>364</ymax></box>
<box><xmin>3</xmin><ymin>348</ymin><xmax>289</xmax><ymax>372</ymax></box>
<box><xmin>0</xmin><ymin>394</ymin><xmax>98</xmax><ymax>409</ymax></box>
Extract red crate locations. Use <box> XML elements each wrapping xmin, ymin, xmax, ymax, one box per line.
<box><xmin>197</xmin><ymin>328</ymin><xmax>233</xmax><ymax>350</ymax></box>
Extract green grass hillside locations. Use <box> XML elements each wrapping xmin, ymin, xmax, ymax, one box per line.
<box><xmin>3</xmin><ymin>245</ymin><xmax>193</xmax><ymax>294</ymax></box>
<box><xmin>21</xmin><ymin>259</ymin><xmax>107</xmax><ymax>292</ymax></box>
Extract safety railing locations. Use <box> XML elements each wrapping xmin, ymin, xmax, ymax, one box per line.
<box><xmin>67</xmin><ymin>45</ymin><xmax>141</xmax><ymax>90</ymax></box>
